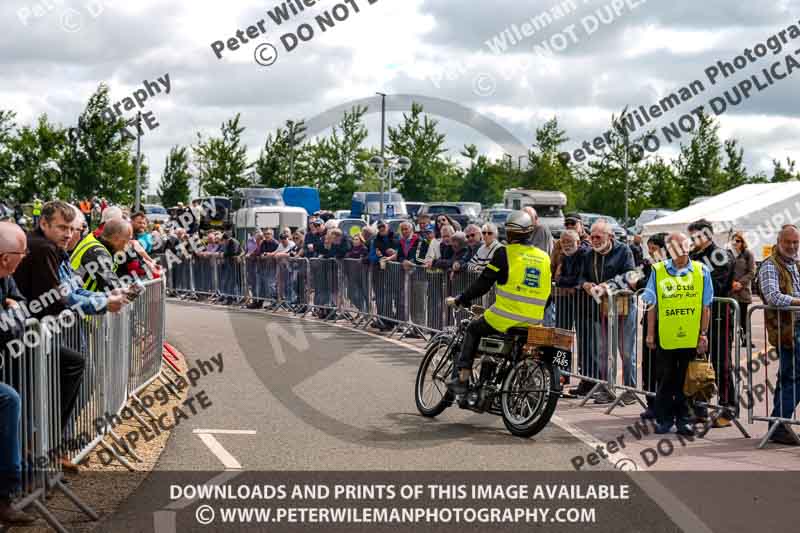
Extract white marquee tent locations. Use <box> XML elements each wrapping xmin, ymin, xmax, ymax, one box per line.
<box><xmin>642</xmin><ymin>182</ymin><xmax>800</xmax><ymax>260</ymax></box>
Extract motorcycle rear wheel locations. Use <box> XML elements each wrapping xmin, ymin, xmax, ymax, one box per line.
<box><xmin>501</xmin><ymin>357</ymin><xmax>559</xmax><ymax>438</ymax></box>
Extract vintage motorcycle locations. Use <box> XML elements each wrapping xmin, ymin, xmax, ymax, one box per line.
<box><xmin>414</xmin><ymin>305</ymin><xmax>570</xmax><ymax>438</ymax></box>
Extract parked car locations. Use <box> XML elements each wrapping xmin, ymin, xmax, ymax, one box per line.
<box><xmin>418</xmin><ymin>202</ymin><xmax>480</xmax><ymax>230</ymax></box>
<box><xmin>143</xmin><ymin>204</ymin><xmax>170</xmax><ymax>225</ymax></box>
<box><xmin>579</xmin><ymin>213</ymin><xmax>628</xmax><ymax>241</ymax></box>
<box><xmin>334</xmin><ymin>210</ymin><xmax>351</xmax><ymax>220</ymax></box>
<box><xmin>406</xmin><ymin>202</ymin><xmax>425</xmax><ymax>219</ymax></box>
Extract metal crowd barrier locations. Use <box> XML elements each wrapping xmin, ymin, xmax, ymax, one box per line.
<box><xmin>746</xmin><ymin>304</ymin><xmax>800</xmax><ymax>448</ymax></box>
<box><xmin>0</xmin><ymin>279</ymin><xmax>168</xmax><ymax>530</ymax></box>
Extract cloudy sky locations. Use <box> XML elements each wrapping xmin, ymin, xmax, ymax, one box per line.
<box><xmin>2</xmin><ymin>0</ymin><xmax>799</xmax><ymax>196</ymax></box>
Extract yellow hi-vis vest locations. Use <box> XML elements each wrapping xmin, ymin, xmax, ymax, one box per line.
<box><xmin>654</xmin><ymin>260</ymin><xmax>704</xmax><ymax>350</ymax></box>
<box><xmin>70</xmin><ymin>233</ymin><xmax>114</xmax><ymax>292</ymax></box>
<box><xmin>32</xmin><ymin>200</ymin><xmax>42</xmax><ymax>216</ymax></box>
<box><xmin>484</xmin><ymin>243</ymin><xmax>551</xmax><ymax>333</ymax></box>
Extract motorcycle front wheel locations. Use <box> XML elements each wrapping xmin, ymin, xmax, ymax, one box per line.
<box><xmin>414</xmin><ymin>337</ymin><xmax>456</xmax><ymax>417</ymax></box>
<box><xmin>501</xmin><ymin>357</ymin><xmax>559</xmax><ymax>438</ymax></box>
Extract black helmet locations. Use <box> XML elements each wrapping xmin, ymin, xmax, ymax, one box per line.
<box><xmin>505</xmin><ymin>210</ymin><xmax>534</xmax><ymax>243</ymax></box>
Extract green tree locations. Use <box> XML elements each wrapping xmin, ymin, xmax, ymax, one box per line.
<box><xmin>387</xmin><ymin>102</ymin><xmax>449</xmax><ymax>201</ymax></box>
<box><xmin>60</xmin><ymin>84</ymin><xmax>143</xmax><ymax>203</ymax></box>
<box><xmin>158</xmin><ymin>146</ymin><xmax>192</xmax><ymax>207</ymax></box>
<box><xmin>254</xmin><ymin>126</ymin><xmax>291</xmax><ymax>188</ymax></box>
<box><xmin>716</xmin><ymin>139</ymin><xmax>749</xmax><ymax>192</ymax></box>
<box><xmin>311</xmin><ymin>106</ymin><xmax>371</xmax><ymax>208</ymax></box>
<box><xmin>640</xmin><ymin>157</ymin><xmax>679</xmax><ymax>210</ymax></box>
<box><xmin>521</xmin><ymin>117</ymin><xmax>576</xmax><ymax>207</ymax></box>
<box><xmin>193</xmin><ymin>113</ymin><xmax>251</xmax><ymax>196</ymax></box>
<box><xmin>459</xmin><ymin>144</ymin><xmax>500</xmax><ymax>205</ymax></box>
<box><xmin>771</xmin><ymin>157</ymin><xmax>799</xmax><ymax>182</ymax></box>
<box><xmin>674</xmin><ymin>110</ymin><xmax>722</xmax><ymax>206</ymax></box>
<box><xmin>5</xmin><ymin>114</ymin><xmax>66</xmax><ymax>202</ymax></box>
<box><xmin>0</xmin><ymin>111</ymin><xmax>17</xmax><ymax>200</ymax></box>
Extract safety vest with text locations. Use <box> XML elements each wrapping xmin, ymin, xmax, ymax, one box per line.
<box><xmin>32</xmin><ymin>200</ymin><xmax>42</xmax><ymax>216</ymax></box>
<box><xmin>70</xmin><ymin>233</ymin><xmax>114</xmax><ymax>292</ymax></box>
<box><xmin>654</xmin><ymin>260</ymin><xmax>704</xmax><ymax>350</ymax></box>
<box><xmin>484</xmin><ymin>243</ymin><xmax>551</xmax><ymax>333</ymax></box>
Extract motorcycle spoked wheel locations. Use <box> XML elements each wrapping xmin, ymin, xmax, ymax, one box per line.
<box><xmin>500</xmin><ymin>357</ymin><xmax>559</xmax><ymax>438</ymax></box>
<box><xmin>414</xmin><ymin>338</ymin><xmax>456</xmax><ymax>417</ymax></box>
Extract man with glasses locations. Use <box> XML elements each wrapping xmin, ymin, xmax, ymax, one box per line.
<box><xmin>551</xmin><ymin>213</ymin><xmax>589</xmax><ymax>275</ymax></box>
<box><xmin>467</xmin><ymin>223</ymin><xmax>502</xmax><ymax>274</ymax></box>
<box><xmin>461</xmin><ymin>224</ymin><xmax>483</xmax><ymax>266</ymax></box>
<box><xmin>578</xmin><ymin>219</ymin><xmax>638</xmax><ymax>404</ymax></box>
<box><xmin>758</xmin><ymin>225</ymin><xmax>800</xmax><ymax>445</ymax></box>
<box><xmin>0</xmin><ymin>221</ymin><xmax>35</xmax><ymax>525</ymax></box>
<box><xmin>12</xmin><ymin>202</ymin><xmax>126</xmax><ymax>472</ymax></box>
<box><xmin>687</xmin><ymin>219</ymin><xmax>736</xmax><ymax>427</ymax></box>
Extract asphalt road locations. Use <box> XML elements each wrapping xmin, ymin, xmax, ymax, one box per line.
<box><xmin>97</xmin><ymin>302</ymin><xmax>799</xmax><ymax>533</ymax></box>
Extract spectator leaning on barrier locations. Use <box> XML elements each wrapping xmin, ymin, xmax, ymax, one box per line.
<box><xmin>441</xmin><ymin>232</ymin><xmax>471</xmax><ymax>273</ymax></box>
<box><xmin>346</xmin><ymin>234</ymin><xmax>369</xmax><ymax>260</ymax></box>
<box><xmin>259</xmin><ymin>229</ymin><xmax>279</xmax><ymax>256</ymax></box>
<box><xmin>550</xmin><ymin>212</ymin><xmax>589</xmax><ymax>274</ymax></box>
<box><xmin>688</xmin><ymin>219</ymin><xmax>736</xmax><ymax>426</ymax></box>
<box><xmin>415</xmin><ymin>212</ymin><xmax>431</xmax><ymax>233</ymax></box>
<box><xmin>423</xmin><ymin>224</ymin><xmax>454</xmax><ymax>268</ymax></box>
<box><xmin>394</xmin><ymin>222</ymin><xmax>420</xmax><ymax>268</ymax></box>
<box><xmin>12</xmin><ymin>202</ymin><xmax>126</xmax><ymax>473</ymax></box>
<box><xmin>67</xmin><ymin>206</ymin><xmax>87</xmax><ymax>254</ymax></box>
<box><xmin>578</xmin><ymin>218</ymin><xmax>638</xmax><ymax>404</ymax></box>
<box><xmin>467</xmin><ymin>223</ymin><xmax>502</xmax><ymax>274</ymax></box>
<box><xmin>0</xmin><ymin>221</ymin><xmax>35</xmax><ymax>525</ymax></box>
<box><xmin>757</xmin><ymin>224</ymin><xmax>800</xmax><ymax>445</ymax></box>
<box><xmin>70</xmin><ymin>218</ymin><xmax>132</xmax><ymax>293</ymax></box>
<box><xmin>523</xmin><ymin>206</ymin><xmax>553</xmax><ymax>255</ymax></box>
<box><xmin>323</xmin><ymin>228</ymin><xmax>350</xmax><ymax>259</ymax></box>
<box><xmin>131</xmin><ymin>211</ymin><xmax>152</xmax><ymax>254</ymax></box>
<box><xmin>643</xmin><ymin>232</ymin><xmax>713</xmax><ymax>436</ymax></box>
<box><xmin>415</xmin><ymin>224</ymin><xmax>436</xmax><ymax>265</ymax></box>
<box><xmin>218</xmin><ymin>233</ymin><xmax>241</xmax><ymax>305</ymax></box>
<box><xmin>730</xmin><ymin>231</ymin><xmax>756</xmax><ymax>349</ymax></box>
<box><xmin>463</xmin><ymin>224</ymin><xmax>483</xmax><ymax>263</ymax></box>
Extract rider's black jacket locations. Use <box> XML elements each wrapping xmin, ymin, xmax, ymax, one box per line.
<box><xmin>454</xmin><ymin>246</ymin><xmax>509</xmax><ymax>306</ymax></box>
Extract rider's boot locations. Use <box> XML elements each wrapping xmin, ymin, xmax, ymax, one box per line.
<box><xmin>446</xmin><ymin>369</ymin><xmax>470</xmax><ymax>395</ymax></box>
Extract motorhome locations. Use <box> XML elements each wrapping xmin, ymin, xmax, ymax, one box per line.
<box><xmin>230</xmin><ymin>188</ymin><xmax>306</xmax><ymax>242</ymax></box>
<box><xmin>503</xmin><ymin>189</ymin><xmax>567</xmax><ymax>235</ymax></box>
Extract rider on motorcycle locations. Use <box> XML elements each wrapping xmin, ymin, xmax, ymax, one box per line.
<box><xmin>445</xmin><ymin>211</ymin><xmax>552</xmax><ymax>394</ymax></box>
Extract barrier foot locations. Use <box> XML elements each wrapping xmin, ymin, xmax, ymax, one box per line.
<box><xmin>29</xmin><ymin>498</ymin><xmax>70</xmax><ymax>533</ymax></box>
<box><xmin>578</xmin><ymin>382</ymin><xmax>604</xmax><ymax>407</ymax></box>
<box><xmin>130</xmin><ymin>393</ymin><xmax>159</xmax><ymax>422</ymax></box>
<box><xmin>52</xmin><ymin>476</ymin><xmax>99</xmax><ymax>521</ymax></box>
<box><xmin>107</xmin><ymin>429</ymin><xmax>143</xmax><ymax>464</ymax></box>
<box><xmin>159</xmin><ymin>371</ymin><xmax>183</xmax><ymax>399</ymax></box>
<box><xmin>732</xmin><ymin>417</ymin><xmax>751</xmax><ymax>439</ymax></box>
<box><xmin>757</xmin><ymin>422</ymin><xmax>782</xmax><ymax>449</ymax></box>
<box><xmin>603</xmin><ymin>391</ymin><xmax>626</xmax><ymax>415</ymax></box>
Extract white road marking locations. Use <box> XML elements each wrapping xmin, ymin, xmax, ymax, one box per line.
<box><xmin>192</xmin><ymin>429</ymin><xmax>258</xmax><ymax>435</ymax></box>
<box><xmin>194</xmin><ymin>430</ymin><xmax>256</xmax><ymax>470</ymax></box>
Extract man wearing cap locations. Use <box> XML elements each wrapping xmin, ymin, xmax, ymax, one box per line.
<box><xmin>551</xmin><ymin>213</ymin><xmax>590</xmax><ymax>274</ymax></box>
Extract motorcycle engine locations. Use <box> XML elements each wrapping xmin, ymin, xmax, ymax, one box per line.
<box><xmin>464</xmin><ymin>355</ymin><xmax>503</xmax><ymax>412</ymax></box>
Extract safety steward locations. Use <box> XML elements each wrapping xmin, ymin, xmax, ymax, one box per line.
<box><xmin>446</xmin><ymin>211</ymin><xmax>551</xmax><ymax>394</ymax></box>
<box><xmin>642</xmin><ymin>231</ymin><xmax>713</xmax><ymax>436</ymax></box>
<box><xmin>70</xmin><ymin>218</ymin><xmax>132</xmax><ymax>292</ymax></box>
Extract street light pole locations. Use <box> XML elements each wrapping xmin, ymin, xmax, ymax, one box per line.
<box><xmin>376</xmin><ymin>92</ymin><xmax>386</xmax><ymax>219</ymax></box>
<box><xmin>134</xmin><ymin>111</ymin><xmax>142</xmax><ymax>212</ymax></box>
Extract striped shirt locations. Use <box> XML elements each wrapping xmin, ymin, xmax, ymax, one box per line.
<box><xmin>759</xmin><ymin>257</ymin><xmax>800</xmax><ymax>308</ymax></box>
<box><xmin>467</xmin><ymin>240</ymin><xmax>503</xmax><ymax>273</ymax></box>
